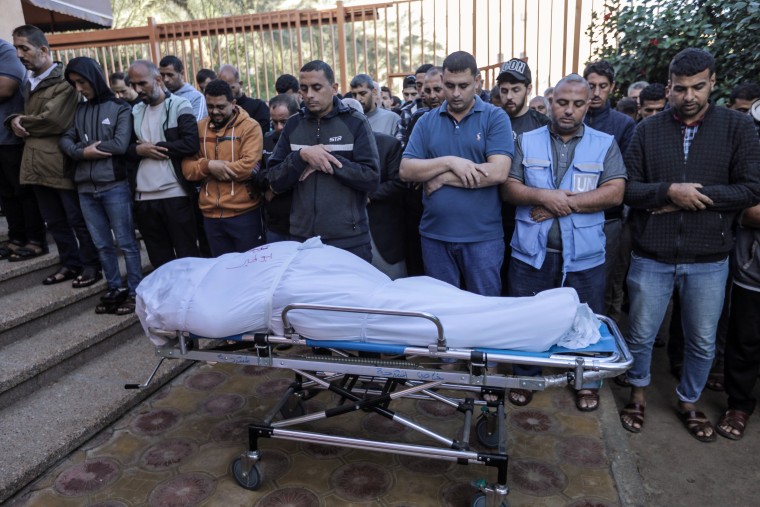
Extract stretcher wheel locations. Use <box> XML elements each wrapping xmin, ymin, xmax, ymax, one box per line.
<box><xmin>471</xmin><ymin>492</ymin><xmax>509</xmax><ymax>507</ymax></box>
<box><xmin>476</xmin><ymin>414</ymin><xmax>500</xmax><ymax>449</ymax></box>
<box><xmin>232</xmin><ymin>457</ymin><xmax>262</xmax><ymax>490</ymax></box>
<box><xmin>279</xmin><ymin>399</ymin><xmax>305</xmax><ymax>419</ymax></box>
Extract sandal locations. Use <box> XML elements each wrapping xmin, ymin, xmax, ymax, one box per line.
<box><xmin>716</xmin><ymin>409</ymin><xmax>749</xmax><ymax>440</ymax></box>
<box><xmin>0</xmin><ymin>240</ymin><xmax>25</xmax><ymax>260</ymax></box>
<box><xmin>680</xmin><ymin>409</ymin><xmax>717</xmax><ymax>442</ymax></box>
<box><xmin>114</xmin><ymin>295</ymin><xmax>136</xmax><ymax>315</ymax></box>
<box><xmin>8</xmin><ymin>242</ymin><xmax>49</xmax><ymax>262</ymax></box>
<box><xmin>42</xmin><ymin>266</ymin><xmax>80</xmax><ymax>285</ymax></box>
<box><xmin>620</xmin><ymin>403</ymin><xmax>645</xmax><ymax>433</ymax></box>
<box><xmin>72</xmin><ymin>267</ymin><xmax>102</xmax><ymax>288</ymax></box>
<box><xmin>575</xmin><ymin>388</ymin><xmax>600</xmax><ymax>412</ymax></box>
<box><xmin>614</xmin><ymin>374</ymin><xmax>632</xmax><ymax>388</ymax></box>
<box><xmin>95</xmin><ymin>288</ymin><xmax>129</xmax><ymax>314</ymax></box>
<box><xmin>507</xmin><ymin>388</ymin><xmax>533</xmax><ymax>407</ymax></box>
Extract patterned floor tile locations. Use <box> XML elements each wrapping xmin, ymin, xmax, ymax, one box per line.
<box><xmin>53</xmin><ymin>458</ymin><xmax>121</xmax><ymax>497</ymax></box>
<box><xmin>146</xmin><ymin>472</ymin><xmax>216</xmax><ymax>507</ymax></box>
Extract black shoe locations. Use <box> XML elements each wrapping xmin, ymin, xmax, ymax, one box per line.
<box><xmin>101</xmin><ymin>287</ymin><xmax>129</xmax><ymax>304</ymax></box>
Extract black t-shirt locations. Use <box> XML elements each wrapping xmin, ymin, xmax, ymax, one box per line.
<box><xmin>237</xmin><ymin>95</ymin><xmax>271</xmax><ymax>134</ymax></box>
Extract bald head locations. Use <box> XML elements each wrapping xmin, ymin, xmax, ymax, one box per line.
<box><xmin>129</xmin><ymin>60</ymin><xmax>159</xmax><ymax>79</ymax></box>
<box><xmin>554</xmin><ymin>74</ymin><xmax>591</xmax><ymax>99</ymax></box>
<box><xmin>217</xmin><ymin>64</ymin><xmax>243</xmax><ymax>99</ymax></box>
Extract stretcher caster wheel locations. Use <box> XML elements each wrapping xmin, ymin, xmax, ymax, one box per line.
<box><xmin>471</xmin><ymin>492</ymin><xmax>509</xmax><ymax>507</ymax></box>
<box><xmin>232</xmin><ymin>457</ymin><xmax>262</xmax><ymax>490</ymax></box>
<box><xmin>476</xmin><ymin>414</ymin><xmax>500</xmax><ymax>449</ymax></box>
<box><xmin>279</xmin><ymin>399</ymin><xmax>305</xmax><ymax>419</ymax></box>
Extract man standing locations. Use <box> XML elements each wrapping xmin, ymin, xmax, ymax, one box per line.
<box><xmin>260</xmin><ymin>93</ymin><xmax>300</xmax><ymax>243</ymax></box>
<box><xmin>497</xmin><ymin>58</ymin><xmax>551</xmax><ymax>294</ymax></box>
<box><xmin>8</xmin><ymin>25</ymin><xmax>101</xmax><ymax>286</ymax></box>
<box><xmin>127</xmin><ymin>60</ymin><xmax>200</xmax><ymax>268</ymax></box>
<box><xmin>195</xmin><ymin>68</ymin><xmax>216</xmax><ymax>94</ymax></box>
<box><xmin>109</xmin><ymin>71</ymin><xmax>140</xmax><ymax>107</ymax></box>
<box><xmin>350</xmin><ymin>74</ymin><xmax>400</xmax><ymax>136</ymax></box>
<box><xmin>0</xmin><ymin>37</ymin><xmax>46</xmax><ymax>262</ymax></box>
<box><xmin>620</xmin><ymin>48</ymin><xmax>760</xmax><ymax>442</ymax></box>
<box><xmin>502</xmin><ymin>74</ymin><xmax>626</xmax><ymax>410</ymax></box>
<box><xmin>182</xmin><ymin>79</ymin><xmax>264</xmax><ymax>256</ymax></box>
<box><xmin>266</xmin><ymin>60</ymin><xmax>380</xmax><ymax>261</ymax></box>
<box><xmin>218</xmin><ymin>64</ymin><xmax>270</xmax><ymax>135</ymax></box>
<box><xmin>159</xmin><ymin>55</ymin><xmax>207</xmax><ymax>121</ymax></box>
<box><xmin>396</xmin><ymin>64</ymin><xmax>433</xmax><ymax>146</ymax></box>
<box><xmin>637</xmin><ymin>83</ymin><xmax>667</xmax><ymax>121</ymax></box>
<box><xmin>400</xmin><ymin>51</ymin><xmax>513</xmax><ymax>296</ymax></box>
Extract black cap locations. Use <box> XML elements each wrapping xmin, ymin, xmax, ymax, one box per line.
<box><xmin>403</xmin><ymin>75</ymin><xmax>416</xmax><ymax>88</ymax></box>
<box><xmin>498</xmin><ymin>58</ymin><xmax>531</xmax><ymax>84</ymax></box>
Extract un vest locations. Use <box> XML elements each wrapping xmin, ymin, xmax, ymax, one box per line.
<box><xmin>511</xmin><ymin>126</ymin><xmax>613</xmax><ymax>273</ymax></box>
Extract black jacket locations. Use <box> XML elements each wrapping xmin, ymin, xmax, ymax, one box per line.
<box><xmin>267</xmin><ymin>97</ymin><xmax>380</xmax><ymax>248</ymax></box>
<box><xmin>624</xmin><ymin>105</ymin><xmax>760</xmax><ymax>263</ymax></box>
<box><xmin>368</xmin><ymin>133</ymin><xmax>406</xmax><ymax>263</ymax></box>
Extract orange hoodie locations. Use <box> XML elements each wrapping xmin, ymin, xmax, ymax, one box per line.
<box><xmin>182</xmin><ymin>107</ymin><xmax>263</xmax><ymax>218</ymax></box>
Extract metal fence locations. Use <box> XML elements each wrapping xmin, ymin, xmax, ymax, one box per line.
<box><xmin>47</xmin><ymin>0</ymin><xmax>606</xmax><ymax>100</ymax></box>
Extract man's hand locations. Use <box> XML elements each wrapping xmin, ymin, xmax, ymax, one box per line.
<box><xmin>424</xmin><ymin>173</ymin><xmax>447</xmax><ymax>196</ymax></box>
<box><xmin>447</xmin><ymin>157</ymin><xmax>488</xmax><ymax>188</ymax></box>
<box><xmin>530</xmin><ymin>205</ymin><xmax>555</xmax><ymax>222</ymax></box>
<box><xmin>537</xmin><ymin>188</ymin><xmax>575</xmax><ymax>217</ymax></box>
<box><xmin>207</xmin><ymin>160</ymin><xmax>237</xmax><ymax>181</ymax></box>
<box><xmin>10</xmin><ymin>116</ymin><xmax>29</xmax><ymax>138</ymax></box>
<box><xmin>299</xmin><ymin>145</ymin><xmax>341</xmax><ymax>175</ymax></box>
<box><xmin>649</xmin><ymin>203</ymin><xmax>681</xmax><ymax>215</ymax></box>
<box><xmin>667</xmin><ymin>183</ymin><xmax>713</xmax><ymax>211</ymax></box>
<box><xmin>82</xmin><ymin>141</ymin><xmax>112</xmax><ymax>160</ymax></box>
<box><xmin>136</xmin><ymin>141</ymin><xmax>170</xmax><ymax>160</ymax></box>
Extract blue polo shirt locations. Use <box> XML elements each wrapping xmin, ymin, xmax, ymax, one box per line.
<box><xmin>403</xmin><ymin>95</ymin><xmax>513</xmax><ymax>242</ymax></box>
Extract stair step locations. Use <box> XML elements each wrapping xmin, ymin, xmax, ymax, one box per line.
<box><xmin>0</xmin><ymin>330</ymin><xmax>193</xmax><ymax>504</ymax></box>
<box><xmin>0</xmin><ymin>309</ymin><xmax>140</xmax><ymax>410</ymax></box>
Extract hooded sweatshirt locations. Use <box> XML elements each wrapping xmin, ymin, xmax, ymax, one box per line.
<box><xmin>59</xmin><ymin>57</ymin><xmax>133</xmax><ymax>193</ymax></box>
<box><xmin>182</xmin><ymin>106</ymin><xmax>263</xmax><ymax>218</ymax></box>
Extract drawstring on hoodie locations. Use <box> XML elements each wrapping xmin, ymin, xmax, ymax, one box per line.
<box><xmin>203</xmin><ymin>115</ymin><xmax>239</xmax><ymax>199</ymax></box>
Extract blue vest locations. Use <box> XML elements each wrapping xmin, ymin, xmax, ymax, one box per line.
<box><xmin>511</xmin><ymin>126</ymin><xmax>613</xmax><ymax>273</ymax></box>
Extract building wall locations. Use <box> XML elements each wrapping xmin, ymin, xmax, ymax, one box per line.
<box><xmin>1</xmin><ymin>0</ymin><xmax>25</xmax><ymax>41</ymax></box>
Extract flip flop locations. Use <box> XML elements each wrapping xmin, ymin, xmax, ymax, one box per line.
<box><xmin>8</xmin><ymin>242</ymin><xmax>49</xmax><ymax>262</ymax></box>
<box><xmin>42</xmin><ymin>267</ymin><xmax>80</xmax><ymax>285</ymax></box>
<box><xmin>72</xmin><ymin>268</ymin><xmax>103</xmax><ymax>288</ymax></box>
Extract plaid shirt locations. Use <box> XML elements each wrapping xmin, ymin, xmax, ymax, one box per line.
<box><xmin>682</xmin><ymin>123</ymin><xmax>700</xmax><ymax>160</ymax></box>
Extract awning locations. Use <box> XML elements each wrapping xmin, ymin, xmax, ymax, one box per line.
<box><xmin>22</xmin><ymin>0</ymin><xmax>113</xmax><ymax>32</ymax></box>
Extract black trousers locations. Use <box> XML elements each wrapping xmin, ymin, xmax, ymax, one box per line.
<box><xmin>0</xmin><ymin>144</ymin><xmax>46</xmax><ymax>245</ymax></box>
<box><xmin>724</xmin><ymin>283</ymin><xmax>760</xmax><ymax>414</ymax></box>
<box><xmin>134</xmin><ymin>196</ymin><xmax>200</xmax><ymax>268</ymax></box>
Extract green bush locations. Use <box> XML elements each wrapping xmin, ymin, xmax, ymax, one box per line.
<box><xmin>588</xmin><ymin>0</ymin><xmax>760</xmax><ymax>104</ymax></box>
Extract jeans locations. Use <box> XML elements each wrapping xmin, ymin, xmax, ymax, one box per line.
<box><xmin>420</xmin><ymin>237</ymin><xmax>504</xmax><ymax>296</ymax></box>
<box><xmin>266</xmin><ymin>229</ymin><xmax>291</xmax><ymax>244</ymax></box>
<box><xmin>625</xmin><ymin>253</ymin><xmax>728</xmax><ymax>404</ymax></box>
<box><xmin>34</xmin><ymin>185</ymin><xmax>100</xmax><ymax>271</ymax></box>
<box><xmin>508</xmin><ymin>254</ymin><xmax>605</xmax><ymax>388</ymax></box>
<box><xmin>204</xmin><ymin>208</ymin><xmax>265</xmax><ymax>257</ymax></box>
<box><xmin>79</xmin><ymin>183</ymin><xmax>142</xmax><ymax>294</ymax></box>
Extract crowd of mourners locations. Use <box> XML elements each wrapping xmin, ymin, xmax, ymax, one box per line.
<box><xmin>2</xmin><ymin>23</ymin><xmax>760</xmax><ymax>444</ymax></box>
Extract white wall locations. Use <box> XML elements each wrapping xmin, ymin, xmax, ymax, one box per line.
<box><xmin>1</xmin><ymin>0</ymin><xmax>25</xmax><ymax>41</ymax></box>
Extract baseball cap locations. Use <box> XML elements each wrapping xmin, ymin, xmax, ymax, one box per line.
<box><xmin>403</xmin><ymin>75</ymin><xmax>416</xmax><ymax>88</ymax></box>
<box><xmin>498</xmin><ymin>58</ymin><xmax>531</xmax><ymax>84</ymax></box>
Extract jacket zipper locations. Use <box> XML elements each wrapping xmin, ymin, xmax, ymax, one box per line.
<box><xmin>312</xmin><ymin>118</ymin><xmax>320</xmax><ymax>234</ymax></box>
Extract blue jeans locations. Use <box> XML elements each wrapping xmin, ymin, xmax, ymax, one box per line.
<box><xmin>421</xmin><ymin>237</ymin><xmax>504</xmax><ymax>296</ymax></box>
<box><xmin>625</xmin><ymin>253</ymin><xmax>729</xmax><ymax>403</ymax></box>
<box><xmin>508</xmin><ymin>254</ymin><xmax>605</xmax><ymax>388</ymax></box>
<box><xmin>79</xmin><ymin>183</ymin><xmax>142</xmax><ymax>294</ymax></box>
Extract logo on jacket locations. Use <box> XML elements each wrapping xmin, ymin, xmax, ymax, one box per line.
<box><xmin>102</xmin><ymin>118</ymin><xmax>111</xmax><ymax>125</ymax></box>
<box><xmin>572</xmin><ymin>173</ymin><xmax>600</xmax><ymax>193</ymax></box>
<box><xmin>329</xmin><ymin>135</ymin><xmax>343</xmax><ymax>142</ymax></box>
<box><xmin>476</xmin><ymin>132</ymin><xmax>482</xmax><ymax>141</ymax></box>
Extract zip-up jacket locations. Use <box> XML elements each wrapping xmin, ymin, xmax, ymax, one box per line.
<box><xmin>59</xmin><ymin>57</ymin><xmax>133</xmax><ymax>193</ymax></box>
<box><xmin>4</xmin><ymin>62</ymin><xmax>79</xmax><ymax>189</ymax></box>
<box><xmin>624</xmin><ymin>105</ymin><xmax>760</xmax><ymax>263</ymax></box>
<box><xmin>182</xmin><ymin>107</ymin><xmax>263</xmax><ymax>218</ymax></box>
<box><xmin>583</xmin><ymin>100</ymin><xmax>635</xmax><ymax>155</ymax></box>
<box><xmin>127</xmin><ymin>90</ymin><xmax>199</xmax><ymax>195</ymax></box>
<box><xmin>267</xmin><ymin>96</ymin><xmax>380</xmax><ymax>248</ymax></box>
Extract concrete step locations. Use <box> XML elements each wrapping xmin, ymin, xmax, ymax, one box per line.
<box><xmin>0</xmin><ymin>328</ymin><xmax>193</xmax><ymax>504</ymax></box>
<box><xmin>0</xmin><ymin>243</ymin><xmax>60</xmax><ymax>298</ymax></box>
<box><xmin>0</xmin><ymin>310</ymin><xmax>140</xmax><ymax>410</ymax></box>
<box><xmin>0</xmin><ymin>242</ymin><xmax>152</xmax><ymax>349</ymax></box>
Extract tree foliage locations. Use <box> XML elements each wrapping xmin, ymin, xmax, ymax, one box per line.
<box><xmin>588</xmin><ymin>0</ymin><xmax>760</xmax><ymax>103</ymax></box>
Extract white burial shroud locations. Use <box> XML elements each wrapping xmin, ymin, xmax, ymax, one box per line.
<box><xmin>136</xmin><ymin>238</ymin><xmax>601</xmax><ymax>351</ymax></box>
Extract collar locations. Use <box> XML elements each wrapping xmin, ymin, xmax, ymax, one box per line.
<box><xmin>549</xmin><ymin>123</ymin><xmax>585</xmax><ymax>141</ymax></box>
<box><xmin>439</xmin><ymin>94</ymin><xmax>486</xmax><ymax>119</ymax></box>
<box><xmin>672</xmin><ymin>103</ymin><xmax>712</xmax><ymax>127</ymax></box>
<box><xmin>586</xmin><ymin>100</ymin><xmax>611</xmax><ymax>117</ymax></box>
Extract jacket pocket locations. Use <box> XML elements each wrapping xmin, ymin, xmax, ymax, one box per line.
<box><xmin>569</xmin><ymin>212</ymin><xmax>605</xmax><ymax>260</ymax></box>
<box><xmin>570</xmin><ymin>162</ymin><xmax>603</xmax><ymax>193</ymax></box>
<box><xmin>511</xmin><ymin>208</ymin><xmax>542</xmax><ymax>256</ymax></box>
<box><xmin>523</xmin><ymin>158</ymin><xmax>552</xmax><ymax>188</ymax></box>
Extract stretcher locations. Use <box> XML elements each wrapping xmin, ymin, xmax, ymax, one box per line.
<box><xmin>129</xmin><ymin>303</ymin><xmax>631</xmax><ymax>506</ymax></box>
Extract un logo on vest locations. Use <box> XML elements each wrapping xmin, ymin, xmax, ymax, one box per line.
<box><xmin>572</xmin><ymin>173</ymin><xmax>599</xmax><ymax>193</ymax></box>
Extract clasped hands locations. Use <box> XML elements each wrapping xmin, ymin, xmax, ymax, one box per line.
<box><xmin>299</xmin><ymin>144</ymin><xmax>343</xmax><ymax>181</ymax></box>
<box><xmin>648</xmin><ymin>183</ymin><xmax>713</xmax><ymax>214</ymax></box>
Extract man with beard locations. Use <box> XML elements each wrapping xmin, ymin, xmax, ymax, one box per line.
<box><xmin>350</xmin><ymin>73</ymin><xmax>400</xmax><ymax>136</ymax></box>
<box><xmin>620</xmin><ymin>49</ymin><xmax>760</xmax><ymax>442</ymax></box>
<box><xmin>182</xmin><ymin>79</ymin><xmax>264</xmax><ymax>256</ymax></box>
<box><xmin>501</xmin><ymin>74</ymin><xmax>626</xmax><ymax>411</ymax></box>
<box><xmin>127</xmin><ymin>60</ymin><xmax>200</xmax><ymax>267</ymax></box>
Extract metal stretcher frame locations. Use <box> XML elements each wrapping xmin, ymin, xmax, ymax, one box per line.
<box><xmin>133</xmin><ymin>303</ymin><xmax>632</xmax><ymax>506</ymax></box>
